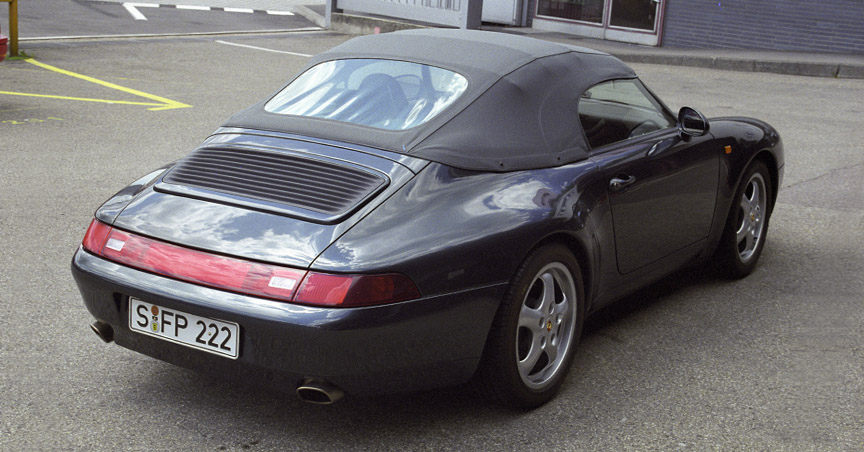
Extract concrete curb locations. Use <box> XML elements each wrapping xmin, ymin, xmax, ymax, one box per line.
<box><xmin>330</xmin><ymin>12</ymin><xmax>428</xmax><ymax>34</ymax></box>
<box><xmin>614</xmin><ymin>54</ymin><xmax>864</xmax><ymax>79</ymax></box>
<box><xmin>838</xmin><ymin>64</ymin><xmax>864</xmax><ymax>79</ymax></box>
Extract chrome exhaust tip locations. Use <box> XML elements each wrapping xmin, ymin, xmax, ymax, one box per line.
<box><xmin>296</xmin><ymin>378</ymin><xmax>344</xmax><ymax>405</ymax></box>
<box><xmin>90</xmin><ymin>321</ymin><xmax>114</xmax><ymax>343</ymax></box>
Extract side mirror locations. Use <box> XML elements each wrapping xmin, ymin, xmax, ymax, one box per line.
<box><xmin>678</xmin><ymin>107</ymin><xmax>710</xmax><ymax>138</ymax></box>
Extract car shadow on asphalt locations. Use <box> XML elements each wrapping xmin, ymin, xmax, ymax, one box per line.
<box><xmin>582</xmin><ymin>263</ymin><xmax>726</xmax><ymax>336</ymax></box>
<box><xmin>128</xmin><ymin>263</ymin><xmax>728</xmax><ymax>433</ymax></box>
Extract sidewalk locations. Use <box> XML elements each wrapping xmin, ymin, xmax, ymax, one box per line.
<box><xmin>321</xmin><ymin>10</ymin><xmax>864</xmax><ymax>79</ymax></box>
<box><xmin>502</xmin><ymin>26</ymin><xmax>864</xmax><ymax>79</ymax></box>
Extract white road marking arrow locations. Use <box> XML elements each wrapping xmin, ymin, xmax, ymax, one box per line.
<box><xmin>123</xmin><ymin>2</ymin><xmax>160</xmax><ymax>21</ymax></box>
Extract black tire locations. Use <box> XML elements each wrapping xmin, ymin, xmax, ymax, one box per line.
<box><xmin>473</xmin><ymin>244</ymin><xmax>585</xmax><ymax>409</ymax></box>
<box><xmin>718</xmin><ymin>160</ymin><xmax>773</xmax><ymax>279</ymax></box>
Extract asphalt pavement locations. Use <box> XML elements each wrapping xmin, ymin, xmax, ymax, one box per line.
<box><xmin>0</xmin><ymin>0</ymin><xmax>318</xmax><ymax>38</ymax></box>
<box><xmin>5</xmin><ymin>1</ymin><xmax>864</xmax><ymax>79</ymax></box>
<box><xmin>1</xmin><ymin>5</ymin><xmax>863</xmax><ymax>452</ymax></box>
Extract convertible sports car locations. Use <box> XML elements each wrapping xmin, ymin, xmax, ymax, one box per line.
<box><xmin>72</xmin><ymin>29</ymin><xmax>783</xmax><ymax>408</ymax></box>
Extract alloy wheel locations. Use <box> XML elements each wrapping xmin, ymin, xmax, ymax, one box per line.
<box><xmin>515</xmin><ymin>263</ymin><xmax>577</xmax><ymax>390</ymax></box>
<box><xmin>735</xmin><ymin>172</ymin><xmax>768</xmax><ymax>263</ymax></box>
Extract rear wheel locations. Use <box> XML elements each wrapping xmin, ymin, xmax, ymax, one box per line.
<box><xmin>718</xmin><ymin>160</ymin><xmax>772</xmax><ymax>278</ymax></box>
<box><xmin>474</xmin><ymin>245</ymin><xmax>584</xmax><ymax>409</ymax></box>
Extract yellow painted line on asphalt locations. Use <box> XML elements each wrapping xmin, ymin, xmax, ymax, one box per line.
<box><xmin>0</xmin><ymin>91</ymin><xmax>166</xmax><ymax>107</ymax></box>
<box><xmin>27</xmin><ymin>59</ymin><xmax>191</xmax><ymax>111</ymax></box>
<box><xmin>0</xmin><ymin>59</ymin><xmax>191</xmax><ymax>111</ymax></box>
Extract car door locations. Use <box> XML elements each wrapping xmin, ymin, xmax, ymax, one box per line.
<box><xmin>580</xmin><ymin>79</ymin><xmax>720</xmax><ymax>275</ymax></box>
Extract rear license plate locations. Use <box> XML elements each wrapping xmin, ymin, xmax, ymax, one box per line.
<box><xmin>129</xmin><ymin>298</ymin><xmax>239</xmax><ymax>359</ymax></box>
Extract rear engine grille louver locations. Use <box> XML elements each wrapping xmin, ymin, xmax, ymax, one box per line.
<box><xmin>160</xmin><ymin>147</ymin><xmax>388</xmax><ymax>220</ymax></box>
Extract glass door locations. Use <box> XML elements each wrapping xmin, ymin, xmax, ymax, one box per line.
<box><xmin>535</xmin><ymin>0</ymin><xmax>665</xmax><ymax>46</ymax></box>
<box><xmin>609</xmin><ymin>0</ymin><xmax>658</xmax><ymax>30</ymax></box>
<box><xmin>605</xmin><ymin>0</ymin><xmax>662</xmax><ymax>45</ymax></box>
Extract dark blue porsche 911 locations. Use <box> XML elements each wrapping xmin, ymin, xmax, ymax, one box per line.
<box><xmin>72</xmin><ymin>29</ymin><xmax>783</xmax><ymax>408</ymax></box>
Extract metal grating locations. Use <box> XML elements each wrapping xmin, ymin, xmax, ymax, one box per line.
<box><xmin>162</xmin><ymin>147</ymin><xmax>387</xmax><ymax>216</ymax></box>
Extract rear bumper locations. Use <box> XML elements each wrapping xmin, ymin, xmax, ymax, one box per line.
<box><xmin>71</xmin><ymin>248</ymin><xmax>504</xmax><ymax>395</ymax></box>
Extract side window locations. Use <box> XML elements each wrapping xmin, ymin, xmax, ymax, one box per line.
<box><xmin>578</xmin><ymin>79</ymin><xmax>675</xmax><ymax>149</ymax></box>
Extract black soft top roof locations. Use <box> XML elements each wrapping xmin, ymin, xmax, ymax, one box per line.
<box><xmin>224</xmin><ymin>29</ymin><xmax>637</xmax><ymax>171</ymax></box>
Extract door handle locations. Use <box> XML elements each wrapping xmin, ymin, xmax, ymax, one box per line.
<box><xmin>610</xmin><ymin>175</ymin><xmax>636</xmax><ymax>192</ymax></box>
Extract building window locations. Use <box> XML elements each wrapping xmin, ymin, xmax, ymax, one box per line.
<box><xmin>537</xmin><ymin>0</ymin><xmax>605</xmax><ymax>24</ymax></box>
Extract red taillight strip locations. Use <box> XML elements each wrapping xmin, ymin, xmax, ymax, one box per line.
<box><xmin>82</xmin><ymin>220</ymin><xmax>112</xmax><ymax>255</ymax></box>
<box><xmin>296</xmin><ymin>272</ymin><xmax>421</xmax><ymax>307</ymax></box>
<box><xmin>82</xmin><ymin>219</ymin><xmax>305</xmax><ymax>302</ymax></box>
<box><xmin>80</xmin><ymin>219</ymin><xmax>421</xmax><ymax>307</ymax></box>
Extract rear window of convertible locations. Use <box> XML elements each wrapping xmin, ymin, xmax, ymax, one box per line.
<box><xmin>265</xmin><ymin>59</ymin><xmax>469</xmax><ymax>131</ymax></box>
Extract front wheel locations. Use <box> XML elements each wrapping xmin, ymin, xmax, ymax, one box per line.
<box><xmin>718</xmin><ymin>160</ymin><xmax>773</xmax><ymax>278</ymax></box>
<box><xmin>473</xmin><ymin>245</ymin><xmax>584</xmax><ymax>409</ymax></box>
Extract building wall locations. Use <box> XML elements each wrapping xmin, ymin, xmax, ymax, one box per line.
<box><xmin>662</xmin><ymin>0</ymin><xmax>864</xmax><ymax>53</ymax></box>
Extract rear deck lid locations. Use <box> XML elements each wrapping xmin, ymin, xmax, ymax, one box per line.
<box><xmin>159</xmin><ymin>145</ymin><xmax>389</xmax><ymax>224</ymax></box>
<box><xmin>108</xmin><ymin>131</ymin><xmax>425</xmax><ymax>268</ymax></box>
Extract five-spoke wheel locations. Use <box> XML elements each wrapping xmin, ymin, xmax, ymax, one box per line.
<box><xmin>719</xmin><ymin>160</ymin><xmax>773</xmax><ymax>278</ymax></box>
<box><xmin>516</xmin><ymin>263</ymin><xmax>577</xmax><ymax>390</ymax></box>
<box><xmin>474</xmin><ymin>245</ymin><xmax>584</xmax><ymax>409</ymax></box>
<box><xmin>735</xmin><ymin>171</ymin><xmax>767</xmax><ymax>263</ymax></box>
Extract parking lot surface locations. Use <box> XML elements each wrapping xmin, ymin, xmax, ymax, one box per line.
<box><xmin>0</xmin><ymin>0</ymin><xmax>317</xmax><ymax>38</ymax></box>
<box><xmin>1</xmin><ymin>31</ymin><xmax>863</xmax><ymax>451</ymax></box>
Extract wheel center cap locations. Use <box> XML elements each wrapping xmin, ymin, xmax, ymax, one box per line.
<box><xmin>546</xmin><ymin>320</ymin><xmax>553</xmax><ymax>332</ymax></box>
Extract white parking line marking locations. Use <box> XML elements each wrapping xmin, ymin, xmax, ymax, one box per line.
<box><xmin>123</xmin><ymin>2</ymin><xmax>159</xmax><ymax>21</ymax></box>
<box><xmin>108</xmin><ymin>2</ymin><xmax>299</xmax><ymax>17</ymax></box>
<box><xmin>176</xmin><ymin>5</ymin><xmax>210</xmax><ymax>10</ymax></box>
<box><xmin>19</xmin><ymin>28</ymin><xmax>322</xmax><ymax>41</ymax></box>
<box><xmin>215</xmin><ymin>40</ymin><xmax>312</xmax><ymax>57</ymax></box>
